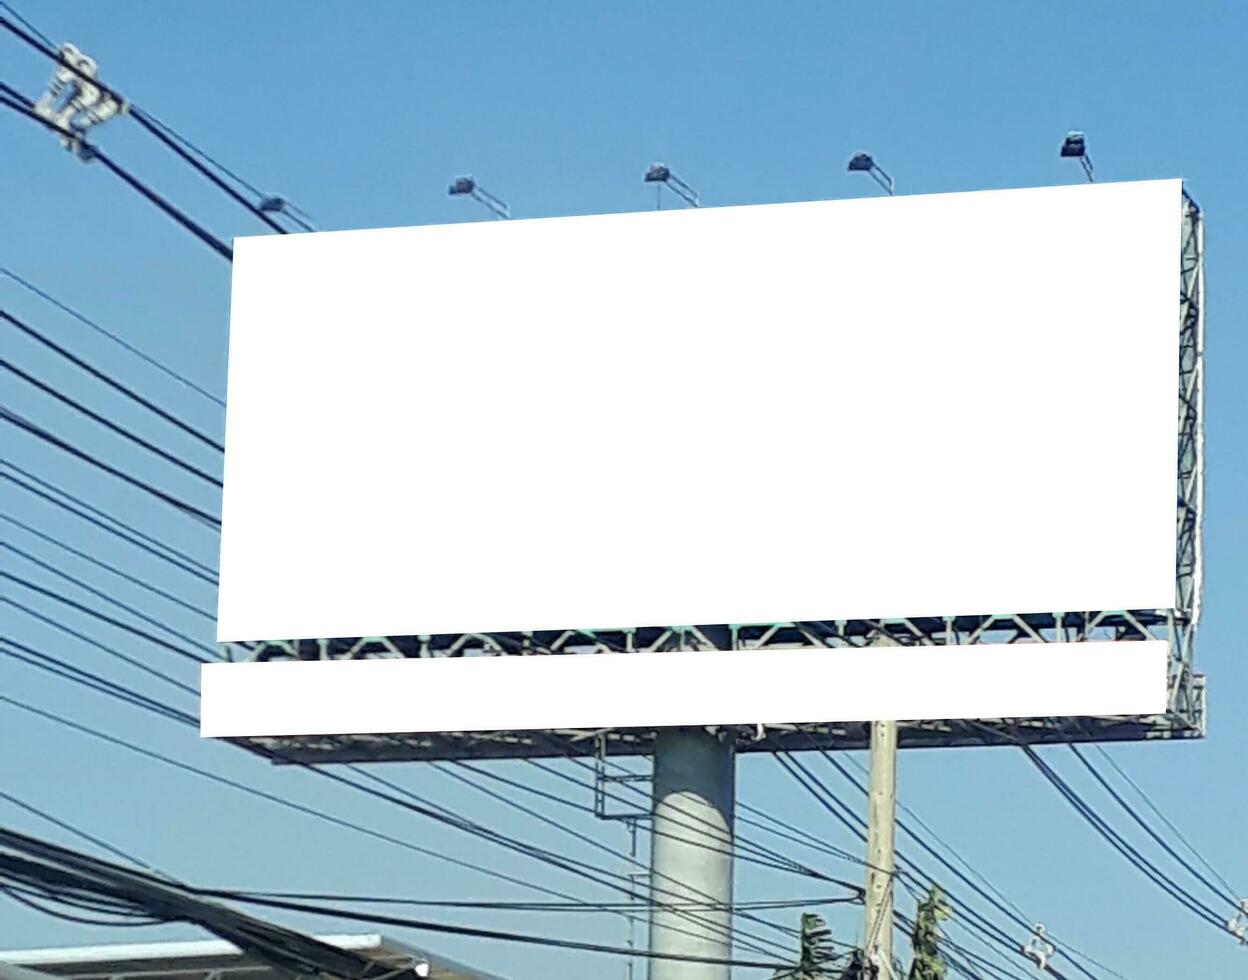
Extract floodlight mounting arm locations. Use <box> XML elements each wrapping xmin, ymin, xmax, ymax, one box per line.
<box><xmin>869</xmin><ymin>164</ymin><xmax>894</xmax><ymax>196</ymax></box>
<box><xmin>448</xmin><ymin>176</ymin><xmax>511</xmax><ymax>220</ymax></box>
<box><xmin>847</xmin><ymin>153</ymin><xmax>894</xmax><ymax>195</ymax></box>
<box><xmin>471</xmin><ymin>185</ymin><xmax>511</xmax><ymax>220</ymax></box>
<box><xmin>644</xmin><ymin>162</ymin><xmax>700</xmax><ymax>207</ymax></box>
<box><xmin>662</xmin><ymin>171</ymin><xmax>700</xmax><ymax>207</ymax></box>
<box><xmin>1060</xmin><ymin>132</ymin><xmax>1095</xmax><ymax>182</ymax></box>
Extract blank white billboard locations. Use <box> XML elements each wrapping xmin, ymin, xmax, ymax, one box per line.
<box><xmin>217</xmin><ymin>179</ymin><xmax>1179</xmax><ymax>643</ymax></box>
<box><xmin>200</xmin><ymin>642</ymin><xmax>1170</xmax><ymax>737</ymax></box>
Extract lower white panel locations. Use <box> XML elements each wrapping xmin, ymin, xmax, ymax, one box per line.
<box><xmin>200</xmin><ymin>641</ymin><xmax>1169</xmax><ymax>737</ymax></box>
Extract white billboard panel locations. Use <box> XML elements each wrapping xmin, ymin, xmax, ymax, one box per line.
<box><xmin>200</xmin><ymin>641</ymin><xmax>1170</xmax><ymax>737</ymax></box>
<box><xmin>217</xmin><ymin>179</ymin><xmax>1179</xmax><ymax>643</ymax></box>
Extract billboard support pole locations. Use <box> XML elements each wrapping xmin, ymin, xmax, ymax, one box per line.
<box><xmin>648</xmin><ymin>727</ymin><xmax>735</xmax><ymax>980</ymax></box>
<box><xmin>864</xmin><ymin>634</ymin><xmax>899</xmax><ymax>977</ymax></box>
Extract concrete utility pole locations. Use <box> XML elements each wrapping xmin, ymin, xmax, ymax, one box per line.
<box><xmin>649</xmin><ymin>727</ymin><xmax>736</xmax><ymax>980</ymax></box>
<box><xmin>864</xmin><ymin>635</ymin><xmax>899</xmax><ymax>978</ymax></box>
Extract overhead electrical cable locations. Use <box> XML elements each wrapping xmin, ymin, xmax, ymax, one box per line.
<box><xmin>1090</xmin><ymin>743</ymin><xmax>1242</xmax><ymax>902</ymax></box>
<box><xmin>830</xmin><ymin>749</ymin><xmax>1133</xmax><ymax>980</ymax></box>
<box><xmin>527</xmin><ymin>741</ymin><xmax>867</xmax><ymax>881</ymax></box>
<box><xmin>0</xmin><ymin>693</ymin><xmax>637</xmax><ymax>912</ymax></box>
<box><xmin>1</xmin><ymin>407</ymin><xmax>221</xmax><ymax>527</ymax></box>
<box><xmin>188</xmin><ymin>890</ymin><xmax>792</xmax><ymax>971</ymax></box>
<box><xmin>0</xmin><ymin>683</ymin><xmax>787</xmax><ymax>959</ymax></box>
<box><xmin>0</xmin><ymin>514</ymin><xmax>215</xmax><ymax>621</ymax></box>
<box><xmin>0</xmin><ymin>788</ymin><xmax>158</xmax><ymax>871</ymax></box>
<box><xmin>0</xmin><ymin>267</ymin><xmax>225</xmax><ymax>407</ymax></box>
<box><xmin>231</xmin><ymin>891</ymin><xmax>856</xmax><ymax>913</ymax></box>
<box><xmin>2</xmin><ymin>358</ymin><xmax>223</xmax><ymax>487</ymax></box>
<box><xmin>0</xmin><ymin>829</ymin><xmax>790</xmax><ymax>971</ymax></box>
<box><xmin>3</xmin><ymin>464</ymin><xmax>219</xmax><ymax>584</ymax></box>
<box><xmin>0</xmin><ymin>7</ymin><xmax>311</xmax><ymax>233</ymax></box>
<box><xmin>1021</xmin><ymin>745</ymin><xmax>1229</xmax><ymax>934</ymax></box>
<box><xmin>0</xmin><ymin>638</ymin><xmax>198</xmax><ymax>728</ymax></box>
<box><xmin>3</xmin><ymin>572</ymin><xmax>213</xmax><ymax>665</ymax></box>
<box><xmin>2</xmin><ymin>541</ymin><xmax>220</xmax><ymax>657</ymax></box>
<box><xmin>317</xmin><ymin>766</ymin><xmax>790</xmax><ymax>959</ymax></box>
<box><xmin>776</xmin><ymin>752</ymin><xmax>1100</xmax><ymax>980</ymax></box>
<box><xmin>2</xmin><ymin>597</ymin><xmax>200</xmax><ymax>697</ymax></box>
<box><xmin>1</xmin><ymin>309</ymin><xmax>224</xmax><ymax>451</ymax></box>
<box><xmin>1067</xmin><ymin>744</ymin><xmax>1242</xmax><ymax>911</ymax></box>
<box><xmin>0</xmin><ymin>84</ymin><xmax>233</xmax><ymax>261</ymax></box>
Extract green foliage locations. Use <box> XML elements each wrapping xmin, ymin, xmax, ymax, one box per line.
<box><xmin>907</xmin><ymin>886</ymin><xmax>952</xmax><ymax>980</ymax></box>
<box><xmin>772</xmin><ymin>912</ymin><xmax>844</xmax><ymax>979</ymax></box>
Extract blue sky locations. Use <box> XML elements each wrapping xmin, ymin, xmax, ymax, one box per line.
<box><xmin>2</xmin><ymin>2</ymin><xmax>1246</xmax><ymax>978</ymax></box>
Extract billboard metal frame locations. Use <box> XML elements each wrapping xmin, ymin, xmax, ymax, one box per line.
<box><xmin>221</xmin><ymin>188</ymin><xmax>1205</xmax><ymax>764</ymax></box>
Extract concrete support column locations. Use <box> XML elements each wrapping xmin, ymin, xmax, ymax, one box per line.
<box><xmin>648</xmin><ymin>727</ymin><xmax>735</xmax><ymax>980</ymax></box>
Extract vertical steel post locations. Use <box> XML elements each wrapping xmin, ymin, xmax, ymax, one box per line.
<box><xmin>649</xmin><ymin>727</ymin><xmax>736</xmax><ymax>980</ymax></box>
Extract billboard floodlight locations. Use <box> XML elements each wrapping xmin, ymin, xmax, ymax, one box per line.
<box><xmin>1060</xmin><ymin>131</ymin><xmax>1094</xmax><ymax>182</ymax></box>
<box><xmin>847</xmin><ymin>151</ymin><xmax>894</xmax><ymax>195</ymax></box>
<box><xmin>447</xmin><ymin>174</ymin><xmax>510</xmax><ymax>219</ymax></box>
<box><xmin>258</xmin><ymin>195</ymin><xmax>316</xmax><ymax>232</ymax></box>
<box><xmin>643</xmin><ymin>160</ymin><xmax>699</xmax><ymax>207</ymax></box>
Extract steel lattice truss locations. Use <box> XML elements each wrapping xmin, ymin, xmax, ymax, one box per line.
<box><xmin>224</xmin><ymin>189</ymin><xmax>1206</xmax><ymax>764</ymax></box>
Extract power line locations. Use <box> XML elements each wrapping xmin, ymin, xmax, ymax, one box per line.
<box><xmin>2</xmin><ymin>884</ymin><xmax>164</xmax><ymax>928</ymax></box>
<box><xmin>0</xmin><ymin>513</ymin><xmax>215</xmax><ymax>621</ymax></box>
<box><xmin>1</xmin><ymin>309</ymin><xmax>224</xmax><ymax>451</ymax></box>
<box><xmin>0</xmin><ymin>828</ymin><xmax>789</xmax><ymax>971</ymax></box>
<box><xmin>3</xmin><ymin>572</ymin><xmax>213</xmax><ymax>666</ymax></box>
<box><xmin>0</xmin><ymin>2</ymin><xmax>51</xmax><ymax>46</ymax></box>
<box><xmin>202</xmin><ymin>890</ymin><xmax>793</xmax><ymax>971</ymax></box>
<box><xmin>1022</xmin><ymin>745</ymin><xmax>1230</xmax><ymax>934</ymax></box>
<box><xmin>528</xmin><ymin>739</ymin><xmax>865</xmax><ymax>885</ymax></box>
<box><xmin>2</xmin><ymin>495</ymin><xmax>782</xmax><ymax>954</ymax></box>
<box><xmin>312</xmin><ymin>766</ymin><xmax>791</xmax><ymax>960</ymax></box>
<box><xmin>841</xmin><ymin>753</ymin><xmax>1031</xmax><ymax>927</ymax></box>
<box><xmin>2</xmin><ymin>541</ymin><xmax>220</xmax><ymax>658</ymax></box>
<box><xmin>0</xmin><ymin>694</ymin><xmax>787</xmax><ymax>969</ymax></box>
<box><xmin>823</xmin><ymin>749</ymin><xmax>1130</xmax><ymax>980</ymax></box>
<box><xmin>3</xmin><ymin>463</ymin><xmax>220</xmax><ymax>584</ymax></box>
<box><xmin>1074</xmin><ymin>744</ymin><xmax>1242</xmax><ymax>908</ymax></box>
<box><xmin>0</xmin><ymin>664</ymin><xmax>790</xmax><ymax>959</ymax></box>
<box><xmin>233</xmin><ymin>891</ymin><xmax>856</xmax><ymax>913</ymax></box>
<box><xmin>1</xmin><ymin>406</ymin><xmax>222</xmax><ymax>527</ymax></box>
<box><xmin>3</xmin><ymin>357</ymin><xmax>223</xmax><ymax>487</ymax></box>
<box><xmin>434</xmin><ymin>764</ymin><xmax>833</xmax><ymax>953</ymax></box>
<box><xmin>0</xmin><ymin>7</ymin><xmax>312</xmax><ymax>232</ymax></box>
<box><xmin>2</xmin><ymin>597</ymin><xmax>200</xmax><ymax>698</ymax></box>
<box><xmin>2</xmin><ymin>511</ymin><xmax>848</xmax><ymax>953</ymax></box>
<box><xmin>0</xmin><ymin>83</ymin><xmax>233</xmax><ymax>261</ymax></box>
<box><xmin>129</xmin><ymin>107</ymin><xmax>289</xmax><ymax>234</ymax></box>
<box><xmin>0</xmin><ymin>692</ymin><xmax>620</xmax><ymax>911</ymax></box>
<box><xmin>0</xmin><ymin>637</ymin><xmax>198</xmax><ymax>729</ymax></box>
<box><xmin>0</xmin><ymin>786</ymin><xmax>160</xmax><ymax>872</ymax></box>
<box><xmin>0</xmin><ymin>828</ymin><xmax>424</xmax><ymax>980</ymax></box>
<box><xmin>434</xmin><ymin>763</ymin><xmax>807</xmax><ymax>920</ymax></box>
<box><xmin>458</xmin><ymin>760</ymin><xmax>840</xmax><ymax>889</ymax></box>
<box><xmin>0</xmin><ymin>266</ymin><xmax>225</xmax><ymax>407</ymax></box>
<box><xmin>776</xmin><ymin>752</ymin><xmax>1096</xmax><ymax>980</ymax></box>
<box><xmin>4</xmin><ymin>589</ymin><xmax>794</xmax><ymax>961</ymax></box>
